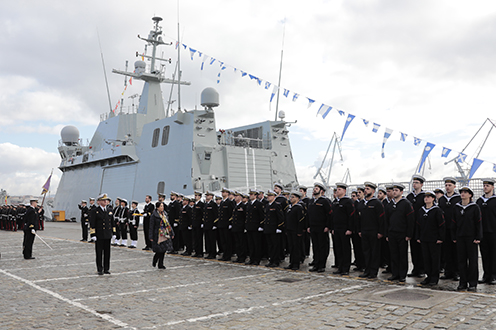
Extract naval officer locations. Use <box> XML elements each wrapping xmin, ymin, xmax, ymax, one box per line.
<box><xmin>89</xmin><ymin>193</ymin><xmax>115</xmax><ymax>275</ymax></box>
<box><xmin>476</xmin><ymin>178</ymin><xmax>496</xmax><ymax>284</ymax></box>
<box><xmin>78</xmin><ymin>200</ymin><xmax>89</xmax><ymax>242</ymax></box>
<box><xmin>142</xmin><ymin>195</ymin><xmax>155</xmax><ymax>250</ymax></box>
<box><xmin>22</xmin><ymin>199</ymin><xmax>39</xmax><ymax>260</ymax></box>
<box><xmin>406</xmin><ymin>174</ymin><xmax>426</xmax><ymax>278</ymax></box>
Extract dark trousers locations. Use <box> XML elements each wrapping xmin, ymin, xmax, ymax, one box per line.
<box><xmin>22</xmin><ymin>230</ymin><xmax>35</xmax><ymax>259</ymax></box>
<box><xmin>362</xmin><ymin>232</ymin><xmax>381</xmax><ymax>276</ymax></box>
<box><xmin>310</xmin><ymin>228</ymin><xmax>330</xmax><ymax>270</ymax></box>
<box><xmin>352</xmin><ymin>233</ymin><xmax>365</xmax><ymax>269</ymax></box>
<box><xmin>331</xmin><ymin>232</ymin><xmax>341</xmax><ymax>267</ymax></box>
<box><xmin>81</xmin><ymin>221</ymin><xmax>88</xmax><ymax>240</ymax></box>
<box><xmin>153</xmin><ymin>252</ymin><xmax>165</xmax><ymax>267</ymax></box>
<box><xmin>193</xmin><ymin>227</ymin><xmax>204</xmax><ymax>255</ymax></box>
<box><xmin>115</xmin><ymin>224</ymin><xmax>121</xmax><ymax>240</ymax></box>
<box><xmin>443</xmin><ymin>229</ymin><xmax>458</xmax><ymax>277</ymax></box>
<box><xmin>129</xmin><ymin>225</ymin><xmax>138</xmax><ymax>241</ymax></box>
<box><xmin>172</xmin><ymin>224</ymin><xmax>183</xmax><ymax>251</ymax></box>
<box><xmin>421</xmin><ymin>241</ymin><xmax>441</xmax><ymax>284</ymax></box>
<box><xmin>119</xmin><ymin>223</ymin><xmax>127</xmax><ymax>240</ymax></box>
<box><xmin>334</xmin><ymin>230</ymin><xmax>351</xmax><ymax>273</ymax></box>
<box><xmin>410</xmin><ymin>238</ymin><xmax>424</xmax><ymax>273</ymax></box>
<box><xmin>181</xmin><ymin>228</ymin><xmax>193</xmax><ymax>253</ymax></box>
<box><xmin>266</xmin><ymin>232</ymin><xmax>282</xmax><ymax>265</ymax></box>
<box><xmin>287</xmin><ymin>231</ymin><xmax>302</xmax><ymax>268</ymax></box>
<box><xmin>456</xmin><ymin>237</ymin><xmax>479</xmax><ymax>288</ymax></box>
<box><xmin>381</xmin><ymin>236</ymin><xmax>390</xmax><ymax>267</ymax></box>
<box><xmin>480</xmin><ymin>232</ymin><xmax>496</xmax><ymax>281</ymax></box>
<box><xmin>95</xmin><ymin>238</ymin><xmax>111</xmax><ymax>272</ymax></box>
<box><xmin>233</xmin><ymin>231</ymin><xmax>247</xmax><ymax>261</ymax></box>
<box><xmin>204</xmin><ymin>229</ymin><xmax>217</xmax><ymax>257</ymax></box>
<box><xmin>143</xmin><ymin>217</ymin><xmax>151</xmax><ymax>248</ymax></box>
<box><xmin>246</xmin><ymin>230</ymin><xmax>263</xmax><ymax>263</ymax></box>
<box><xmin>218</xmin><ymin>227</ymin><xmax>232</xmax><ymax>260</ymax></box>
<box><xmin>303</xmin><ymin>231</ymin><xmax>311</xmax><ymax>257</ymax></box>
<box><xmin>389</xmin><ymin>233</ymin><xmax>409</xmax><ymax>279</ymax></box>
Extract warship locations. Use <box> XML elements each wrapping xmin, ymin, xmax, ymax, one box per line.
<box><xmin>53</xmin><ymin>17</ymin><xmax>298</xmax><ymax>220</ymax></box>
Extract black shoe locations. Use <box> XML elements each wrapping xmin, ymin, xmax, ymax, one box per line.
<box><xmin>158</xmin><ymin>265</ymin><xmax>166</xmax><ymax>269</ymax></box>
<box><xmin>387</xmin><ymin>276</ymin><xmax>399</xmax><ymax>281</ymax></box>
<box><xmin>266</xmin><ymin>263</ymin><xmax>277</xmax><ymax>268</ymax></box>
<box><xmin>252</xmin><ymin>261</ymin><xmax>260</xmax><ymax>266</ymax></box>
<box><xmin>440</xmin><ymin>274</ymin><xmax>453</xmax><ymax>280</ymax></box>
<box><xmin>168</xmin><ymin>251</ymin><xmax>178</xmax><ymax>255</ymax></box>
<box><xmin>453</xmin><ymin>274</ymin><xmax>460</xmax><ymax>281</ymax></box>
<box><xmin>192</xmin><ymin>254</ymin><xmax>202</xmax><ymax>258</ymax></box>
<box><xmin>367</xmin><ymin>274</ymin><xmax>377</xmax><ymax>279</ymax></box>
<box><xmin>420</xmin><ymin>279</ymin><xmax>430</xmax><ymax>285</ymax></box>
<box><xmin>98</xmin><ymin>271</ymin><xmax>104</xmax><ymax>276</ymax></box>
<box><xmin>382</xmin><ymin>268</ymin><xmax>391</xmax><ymax>274</ymax></box>
<box><xmin>309</xmin><ymin>267</ymin><xmax>319</xmax><ymax>272</ymax></box>
<box><xmin>284</xmin><ymin>265</ymin><xmax>294</xmax><ymax>270</ymax></box>
<box><xmin>128</xmin><ymin>246</ymin><xmax>136</xmax><ymax>249</ymax></box>
<box><xmin>457</xmin><ymin>284</ymin><xmax>467</xmax><ymax>291</ymax></box>
<box><xmin>331</xmin><ymin>264</ymin><xmax>339</xmax><ymax>268</ymax></box>
<box><xmin>245</xmin><ymin>260</ymin><xmax>254</xmax><ymax>265</ymax></box>
<box><xmin>142</xmin><ymin>247</ymin><xmax>151</xmax><ymax>251</ymax></box>
<box><xmin>309</xmin><ymin>261</ymin><xmax>315</xmax><ymax>266</ymax></box>
<box><xmin>399</xmin><ymin>278</ymin><xmax>406</xmax><ymax>282</ymax></box>
<box><xmin>104</xmin><ymin>271</ymin><xmax>110</xmax><ymax>275</ymax></box>
<box><xmin>333</xmin><ymin>270</ymin><xmax>342</xmax><ymax>275</ymax></box>
<box><xmin>24</xmin><ymin>257</ymin><xmax>35</xmax><ymax>260</ymax></box>
<box><xmin>489</xmin><ymin>279</ymin><xmax>496</xmax><ymax>285</ymax></box>
<box><xmin>205</xmin><ymin>255</ymin><xmax>216</xmax><ymax>259</ymax></box>
<box><xmin>407</xmin><ymin>272</ymin><xmax>419</xmax><ymax>277</ymax></box>
<box><xmin>353</xmin><ymin>267</ymin><xmax>364</xmax><ymax>272</ymax></box>
<box><xmin>467</xmin><ymin>286</ymin><xmax>477</xmax><ymax>292</ymax></box>
<box><xmin>80</xmin><ymin>239</ymin><xmax>85</xmax><ymax>241</ymax></box>
<box><xmin>317</xmin><ymin>268</ymin><xmax>326</xmax><ymax>273</ymax></box>
<box><xmin>181</xmin><ymin>252</ymin><xmax>191</xmax><ymax>256</ymax></box>
<box><xmin>359</xmin><ymin>273</ymin><xmax>370</xmax><ymax>278</ymax></box>
<box><xmin>478</xmin><ymin>278</ymin><xmax>488</xmax><ymax>284</ymax></box>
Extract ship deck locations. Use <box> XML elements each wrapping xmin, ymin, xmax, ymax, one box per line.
<box><xmin>0</xmin><ymin>222</ymin><xmax>494</xmax><ymax>329</ymax></box>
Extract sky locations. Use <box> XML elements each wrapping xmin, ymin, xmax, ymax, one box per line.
<box><xmin>1</xmin><ymin>0</ymin><xmax>496</xmax><ymax>196</ymax></box>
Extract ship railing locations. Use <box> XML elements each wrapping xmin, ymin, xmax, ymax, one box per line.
<box><xmin>217</xmin><ymin>132</ymin><xmax>272</xmax><ymax>149</ymax></box>
<box><xmin>99</xmin><ymin>106</ymin><xmax>139</xmax><ymax>122</ymax></box>
<box><xmin>58</xmin><ymin>138</ymin><xmax>90</xmax><ymax>147</ymax></box>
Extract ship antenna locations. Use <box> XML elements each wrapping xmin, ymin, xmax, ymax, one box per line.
<box><xmin>177</xmin><ymin>1</ymin><xmax>182</xmax><ymax>112</ymax></box>
<box><xmin>97</xmin><ymin>28</ymin><xmax>113</xmax><ymax>115</ymax></box>
<box><xmin>274</xmin><ymin>18</ymin><xmax>286</xmax><ymax>121</ymax></box>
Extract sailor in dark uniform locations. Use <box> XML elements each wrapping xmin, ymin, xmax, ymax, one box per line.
<box><xmin>357</xmin><ymin>182</ymin><xmax>385</xmax><ymax>279</ymax></box>
<box><xmin>245</xmin><ymin>189</ymin><xmax>264</xmax><ymax>265</ymax></box>
<box><xmin>117</xmin><ymin>199</ymin><xmax>129</xmax><ymax>247</ymax></box>
<box><xmin>232</xmin><ymin>192</ymin><xmax>248</xmax><ymax>263</ymax></box>
<box><xmin>406</xmin><ymin>174</ymin><xmax>426</xmax><ymax>278</ymax></box>
<box><xmin>218</xmin><ymin>187</ymin><xmax>234</xmax><ymax>261</ymax></box>
<box><xmin>78</xmin><ymin>200</ymin><xmax>89</xmax><ymax>241</ymax></box>
<box><xmin>128</xmin><ymin>200</ymin><xmax>140</xmax><ymax>248</ymax></box>
<box><xmin>476</xmin><ymin>178</ymin><xmax>496</xmax><ymax>284</ymax></box>
<box><xmin>352</xmin><ymin>185</ymin><xmax>365</xmax><ymax>272</ymax></box>
<box><xmin>452</xmin><ymin>186</ymin><xmax>482</xmax><ymax>291</ymax></box>
<box><xmin>192</xmin><ymin>191</ymin><xmax>205</xmax><ymax>257</ymax></box>
<box><xmin>385</xmin><ymin>183</ymin><xmax>415</xmax><ymax>282</ymax></box>
<box><xmin>284</xmin><ymin>191</ymin><xmax>306</xmax><ymax>270</ymax></box>
<box><xmin>378</xmin><ymin>186</ymin><xmax>391</xmax><ymax>273</ymax></box>
<box><xmin>178</xmin><ymin>197</ymin><xmax>193</xmax><ymax>256</ymax></box>
<box><xmin>434</xmin><ymin>188</ymin><xmax>445</xmax><ymax>203</ymax></box>
<box><xmin>415</xmin><ymin>191</ymin><xmax>445</xmax><ymax>286</ymax></box>
<box><xmin>258</xmin><ymin>190</ymin><xmax>268</xmax><ymax>205</ymax></box>
<box><xmin>111</xmin><ymin>198</ymin><xmax>121</xmax><ymax>246</ymax></box>
<box><xmin>22</xmin><ymin>199</ymin><xmax>39</xmax><ymax>259</ymax></box>
<box><xmin>142</xmin><ymin>195</ymin><xmax>155</xmax><ymax>250</ymax></box>
<box><xmin>215</xmin><ymin>195</ymin><xmax>222</xmax><ymax>206</ymax></box>
<box><xmin>89</xmin><ymin>193</ymin><xmax>115</xmax><ymax>275</ymax></box>
<box><xmin>331</xmin><ymin>182</ymin><xmax>354</xmax><ymax>275</ymax></box>
<box><xmin>438</xmin><ymin>177</ymin><xmax>461</xmax><ymax>281</ymax></box>
<box><xmin>298</xmin><ymin>185</ymin><xmax>311</xmax><ymax>261</ymax></box>
<box><xmin>89</xmin><ymin>197</ymin><xmax>96</xmax><ymax>210</ymax></box>
<box><xmin>264</xmin><ymin>190</ymin><xmax>285</xmax><ymax>267</ymax></box>
<box><xmin>203</xmin><ymin>191</ymin><xmax>219</xmax><ymax>259</ymax></box>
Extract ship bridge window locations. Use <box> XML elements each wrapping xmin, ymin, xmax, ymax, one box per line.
<box><xmin>152</xmin><ymin>128</ymin><xmax>160</xmax><ymax>148</ymax></box>
<box><xmin>161</xmin><ymin>126</ymin><xmax>170</xmax><ymax>145</ymax></box>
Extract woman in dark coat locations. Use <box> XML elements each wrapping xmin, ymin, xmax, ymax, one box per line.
<box><xmin>149</xmin><ymin>202</ymin><xmax>174</xmax><ymax>269</ymax></box>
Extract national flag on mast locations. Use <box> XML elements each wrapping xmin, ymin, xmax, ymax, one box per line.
<box><xmin>41</xmin><ymin>173</ymin><xmax>52</xmax><ymax>195</ymax></box>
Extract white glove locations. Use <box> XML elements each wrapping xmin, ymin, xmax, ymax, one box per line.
<box><xmin>173</xmin><ymin>223</ymin><xmax>178</xmax><ymax>227</ymax></box>
<box><xmin>112</xmin><ymin>235</ymin><xmax>116</xmax><ymax>240</ymax></box>
<box><xmin>212</xmin><ymin>226</ymin><xmax>217</xmax><ymax>230</ymax></box>
<box><xmin>244</xmin><ymin>229</ymin><xmax>247</xmax><ymax>233</ymax></box>
<box><xmin>188</xmin><ymin>226</ymin><xmax>192</xmax><ymax>230</ymax></box>
<box><xmin>201</xmin><ymin>224</ymin><xmax>204</xmax><ymax>228</ymax></box>
<box><xmin>276</xmin><ymin>229</ymin><xmax>282</xmax><ymax>234</ymax></box>
<box><xmin>31</xmin><ymin>229</ymin><xmax>36</xmax><ymax>234</ymax></box>
<box><xmin>228</xmin><ymin>225</ymin><xmax>232</xmax><ymax>229</ymax></box>
<box><xmin>258</xmin><ymin>227</ymin><xmax>264</xmax><ymax>232</ymax></box>
<box><xmin>91</xmin><ymin>236</ymin><xmax>97</xmax><ymax>242</ymax></box>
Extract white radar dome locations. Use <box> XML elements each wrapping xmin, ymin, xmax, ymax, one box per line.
<box><xmin>201</xmin><ymin>87</ymin><xmax>220</xmax><ymax>109</ymax></box>
<box><xmin>61</xmin><ymin>125</ymin><xmax>80</xmax><ymax>145</ymax></box>
<box><xmin>134</xmin><ymin>60</ymin><xmax>146</xmax><ymax>75</ymax></box>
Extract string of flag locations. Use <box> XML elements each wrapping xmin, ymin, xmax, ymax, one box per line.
<box><xmin>112</xmin><ymin>77</ymin><xmax>133</xmax><ymax>113</ymax></box>
<box><xmin>160</xmin><ymin>36</ymin><xmax>496</xmax><ymax>178</ymax></box>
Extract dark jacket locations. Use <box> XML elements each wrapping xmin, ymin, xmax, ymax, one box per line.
<box><xmin>245</xmin><ymin>199</ymin><xmax>265</xmax><ymax>231</ymax></box>
<box><xmin>89</xmin><ymin>205</ymin><xmax>115</xmax><ymax>239</ymax></box>
<box><xmin>149</xmin><ymin>210</ymin><xmax>175</xmax><ymax>242</ymax></box>
<box><xmin>263</xmin><ymin>201</ymin><xmax>284</xmax><ymax>233</ymax></box>
<box><xmin>285</xmin><ymin>202</ymin><xmax>306</xmax><ymax>233</ymax></box>
<box><xmin>192</xmin><ymin>201</ymin><xmax>204</xmax><ymax>228</ymax></box>
<box><xmin>357</xmin><ymin>197</ymin><xmax>385</xmax><ymax>235</ymax></box>
<box><xmin>385</xmin><ymin>197</ymin><xmax>415</xmax><ymax>238</ymax></box>
<box><xmin>232</xmin><ymin>202</ymin><xmax>246</xmax><ymax>232</ymax></box>
<box><xmin>143</xmin><ymin>203</ymin><xmax>155</xmax><ymax>221</ymax></box>
<box><xmin>218</xmin><ymin>199</ymin><xmax>235</xmax><ymax>228</ymax></box>
<box><xmin>23</xmin><ymin>206</ymin><xmax>39</xmax><ymax>232</ymax></box>
<box><xmin>129</xmin><ymin>207</ymin><xmax>140</xmax><ymax>228</ymax></box>
<box><xmin>308</xmin><ymin>196</ymin><xmax>333</xmax><ymax>229</ymax></box>
<box><xmin>78</xmin><ymin>204</ymin><xmax>89</xmax><ymax>224</ymax></box>
<box><xmin>438</xmin><ymin>193</ymin><xmax>461</xmax><ymax>229</ymax></box>
<box><xmin>178</xmin><ymin>205</ymin><xmax>193</xmax><ymax>231</ymax></box>
<box><xmin>331</xmin><ymin>196</ymin><xmax>354</xmax><ymax>231</ymax></box>
<box><xmin>415</xmin><ymin>205</ymin><xmax>445</xmax><ymax>243</ymax></box>
<box><xmin>476</xmin><ymin>195</ymin><xmax>496</xmax><ymax>233</ymax></box>
<box><xmin>203</xmin><ymin>200</ymin><xmax>218</xmax><ymax>230</ymax></box>
<box><xmin>451</xmin><ymin>202</ymin><xmax>482</xmax><ymax>240</ymax></box>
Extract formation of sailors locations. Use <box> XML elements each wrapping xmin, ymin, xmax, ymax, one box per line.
<box><xmin>1</xmin><ymin>203</ymin><xmax>44</xmax><ymax>232</ymax></box>
<box><xmin>80</xmin><ymin>176</ymin><xmax>495</xmax><ymax>292</ymax></box>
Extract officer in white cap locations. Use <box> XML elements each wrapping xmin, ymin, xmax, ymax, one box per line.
<box><xmin>407</xmin><ymin>175</ymin><xmax>426</xmax><ymax>278</ymax></box>
<box><xmin>477</xmin><ymin>178</ymin><xmax>496</xmax><ymax>284</ymax></box>
<box><xmin>78</xmin><ymin>200</ymin><xmax>90</xmax><ymax>242</ymax></box>
<box><xmin>22</xmin><ymin>199</ymin><xmax>39</xmax><ymax>259</ymax></box>
<box><xmin>89</xmin><ymin>193</ymin><xmax>115</xmax><ymax>275</ymax></box>
<box><xmin>330</xmin><ymin>183</ymin><xmax>354</xmax><ymax>275</ymax></box>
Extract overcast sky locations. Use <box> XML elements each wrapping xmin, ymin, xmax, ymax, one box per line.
<box><xmin>1</xmin><ymin>0</ymin><xmax>496</xmax><ymax>196</ymax></box>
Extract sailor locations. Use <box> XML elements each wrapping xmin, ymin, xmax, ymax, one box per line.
<box><xmin>156</xmin><ymin>193</ymin><xmax>166</xmax><ymax>209</ymax></box>
<box><xmin>232</xmin><ymin>191</ymin><xmax>248</xmax><ymax>263</ymax></box>
<box><xmin>351</xmin><ymin>190</ymin><xmax>358</xmax><ymax>202</ymax></box>
<box><xmin>37</xmin><ymin>205</ymin><xmax>45</xmax><ymax>231</ymax></box>
<box><xmin>438</xmin><ymin>177</ymin><xmax>461</xmax><ymax>281</ymax></box>
<box><xmin>111</xmin><ymin>198</ymin><xmax>121</xmax><ymax>246</ymax></box>
<box><xmin>89</xmin><ymin>197</ymin><xmax>96</xmax><ymax>210</ymax></box>
<box><xmin>117</xmin><ymin>199</ymin><xmax>129</xmax><ymax>247</ymax></box>
<box><xmin>385</xmin><ymin>183</ymin><xmax>415</xmax><ymax>282</ymax></box>
<box><xmin>128</xmin><ymin>201</ymin><xmax>140</xmax><ymax>248</ymax></box>
<box><xmin>284</xmin><ymin>191</ymin><xmax>306</xmax><ymax>270</ymax></box>
<box><xmin>192</xmin><ymin>191</ymin><xmax>205</xmax><ymax>257</ymax></box>
<box><xmin>357</xmin><ymin>182</ymin><xmax>385</xmax><ymax>279</ymax></box>
<box><xmin>22</xmin><ymin>199</ymin><xmax>39</xmax><ymax>259</ymax></box>
<box><xmin>476</xmin><ymin>178</ymin><xmax>496</xmax><ymax>284</ymax></box>
<box><xmin>282</xmin><ymin>190</ymin><xmax>290</xmax><ymax>200</ymax></box>
<box><xmin>178</xmin><ymin>197</ymin><xmax>193</xmax><ymax>256</ymax></box>
<box><xmin>264</xmin><ymin>190</ymin><xmax>285</xmax><ymax>267</ymax></box>
<box><xmin>215</xmin><ymin>195</ymin><xmax>222</xmax><ymax>206</ymax></box>
<box><xmin>352</xmin><ymin>185</ymin><xmax>365</xmax><ymax>272</ymax></box>
<box><xmin>245</xmin><ymin>189</ymin><xmax>265</xmax><ymax>265</ymax></box>
<box><xmin>452</xmin><ymin>186</ymin><xmax>482</xmax><ymax>291</ymax></box>
<box><xmin>78</xmin><ymin>200</ymin><xmax>90</xmax><ymax>242</ymax></box>
<box><xmin>274</xmin><ymin>183</ymin><xmax>289</xmax><ymax>212</ymax></box>
<box><xmin>89</xmin><ymin>193</ymin><xmax>115</xmax><ymax>275</ymax></box>
<box><xmin>203</xmin><ymin>191</ymin><xmax>219</xmax><ymax>259</ymax></box>
<box><xmin>167</xmin><ymin>192</ymin><xmax>181</xmax><ymax>254</ymax></box>
<box><xmin>434</xmin><ymin>188</ymin><xmax>445</xmax><ymax>203</ymax></box>
<box><xmin>142</xmin><ymin>195</ymin><xmax>155</xmax><ymax>250</ymax></box>
<box><xmin>172</xmin><ymin>194</ymin><xmax>185</xmax><ymax>253</ymax></box>
<box><xmin>218</xmin><ymin>187</ymin><xmax>234</xmax><ymax>261</ymax></box>
<box><xmin>258</xmin><ymin>190</ymin><xmax>268</xmax><ymax>205</ymax></box>
<box><xmin>415</xmin><ymin>191</ymin><xmax>445</xmax><ymax>286</ymax></box>
<box><xmin>406</xmin><ymin>174</ymin><xmax>426</xmax><ymax>278</ymax></box>
<box><xmin>298</xmin><ymin>185</ymin><xmax>311</xmax><ymax>261</ymax></box>
<box><xmin>377</xmin><ymin>186</ymin><xmax>387</xmax><ymax>202</ymax></box>
<box><xmin>330</xmin><ymin>182</ymin><xmax>354</xmax><ymax>275</ymax></box>
<box><xmin>380</xmin><ymin>184</ymin><xmax>394</xmax><ymax>273</ymax></box>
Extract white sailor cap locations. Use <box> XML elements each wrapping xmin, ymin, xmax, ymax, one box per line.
<box><xmin>274</xmin><ymin>183</ymin><xmax>284</xmax><ymax>190</ymax></box>
<box><xmin>266</xmin><ymin>190</ymin><xmax>277</xmax><ymax>196</ymax></box>
<box><xmin>412</xmin><ymin>174</ymin><xmax>425</xmax><ymax>183</ymax></box>
<box><xmin>364</xmin><ymin>182</ymin><xmax>377</xmax><ymax>189</ymax></box>
<box><xmin>314</xmin><ymin>182</ymin><xmax>327</xmax><ymax>191</ymax></box>
<box><xmin>443</xmin><ymin>177</ymin><xmax>457</xmax><ymax>184</ymax></box>
<box><xmin>335</xmin><ymin>182</ymin><xmax>348</xmax><ymax>190</ymax></box>
<box><xmin>97</xmin><ymin>193</ymin><xmax>111</xmax><ymax>201</ymax></box>
<box><xmin>378</xmin><ymin>186</ymin><xmax>387</xmax><ymax>194</ymax></box>
<box><xmin>424</xmin><ymin>191</ymin><xmax>436</xmax><ymax>198</ymax></box>
<box><xmin>291</xmin><ymin>191</ymin><xmax>303</xmax><ymax>198</ymax></box>
<box><xmin>131</xmin><ymin>200</ymin><xmax>139</xmax><ymax>205</ymax></box>
<box><xmin>392</xmin><ymin>183</ymin><xmax>405</xmax><ymax>191</ymax></box>
<box><xmin>81</xmin><ymin>200</ymin><xmax>87</xmax><ymax>203</ymax></box>
<box><xmin>459</xmin><ymin>186</ymin><xmax>474</xmax><ymax>196</ymax></box>
<box><xmin>483</xmin><ymin>178</ymin><xmax>495</xmax><ymax>185</ymax></box>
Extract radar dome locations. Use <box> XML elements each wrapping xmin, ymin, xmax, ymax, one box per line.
<box><xmin>134</xmin><ymin>60</ymin><xmax>146</xmax><ymax>75</ymax></box>
<box><xmin>61</xmin><ymin>125</ymin><xmax>80</xmax><ymax>146</ymax></box>
<box><xmin>201</xmin><ymin>87</ymin><xmax>220</xmax><ymax>109</ymax></box>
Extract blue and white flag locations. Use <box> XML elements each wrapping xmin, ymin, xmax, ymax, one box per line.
<box><xmin>337</xmin><ymin>110</ymin><xmax>345</xmax><ymax>116</ymax></box>
<box><xmin>217</xmin><ymin>72</ymin><xmax>221</xmax><ymax>84</ymax></box>
<box><xmin>317</xmin><ymin>104</ymin><xmax>332</xmax><ymax>119</ymax></box>
<box><xmin>340</xmin><ymin>114</ymin><xmax>355</xmax><ymax>142</ymax></box>
<box><xmin>241</xmin><ymin>71</ymin><xmax>248</xmax><ymax>77</ymax></box>
<box><xmin>270</xmin><ymin>85</ymin><xmax>278</xmax><ymax>103</ymax></box>
<box><xmin>372</xmin><ymin>123</ymin><xmax>381</xmax><ymax>133</ymax></box>
<box><xmin>265</xmin><ymin>82</ymin><xmax>271</xmax><ymax>90</ymax></box>
<box><xmin>493</xmin><ymin>164</ymin><xmax>496</xmax><ymax>173</ymax></box>
<box><xmin>381</xmin><ymin>128</ymin><xmax>393</xmax><ymax>158</ymax></box>
<box><xmin>182</xmin><ymin>44</ymin><xmax>187</xmax><ymax>50</ymax></box>
<box><xmin>441</xmin><ymin>147</ymin><xmax>451</xmax><ymax>158</ymax></box>
<box><xmin>201</xmin><ymin>55</ymin><xmax>209</xmax><ymax>70</ymax></box>
<box><xmin>414</xmin><ymin>137</ymin><xmax>422</xmax><ymax>146</ymax></box>
<box><xmin>418</xmin><ymin>142</ymin><xmax>435</xmax><ymax>173</ymax></box>
<box><xmin>400</xmin><ymin>132</ymin><xmax>407</xmax><ymax>141</ymax></box>
<box><xmin>189</xmin><ymin>47</ymin><xmax>196</xmax><ymax>60</ymax></box>
<box><xmin>469</xmin><ymin>158</ymin><xmax>484</xmax><ymax>179</ymax></box>
<box><xmin>362</xmin><ymin>119</ymin><xmax>369</xmax><ymax>126</ymax></box>
<box><xmin>209</xmin><ymin>58</ymin><xmax>216</xmax><ymax>65</ymax></box>
<box><xmin>292</xmin><ymin>93</ymin><xmax>299</xmax><ymax>102</ymax></box>
<box><xmin>283</xmin><ymin>89</ymin><xmax>290</xmax><ymax>97</ymax></box>
<box><xmin>322</xmin><ymin>106</ymin><xmax>332</xmax><ymax>119</ymax></box>
<box><xmin>307</xmin><ymin>98</ymin><xmax>315</xmax><ymax>109</ymax></box>
<box><xmin>249</xmin><ymin>74</ymin><xmax>262</xmax><ymax>85</ymax></box>
<box><xmin>457</xmin><ymin>153</ymin><xmax>467</xmax><ymax>163</ymax></box>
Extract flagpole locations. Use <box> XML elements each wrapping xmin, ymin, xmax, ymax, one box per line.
<box><xmin>41</xmin><ymin>168</ymin><xmax>53</xmax><ymax>207</ymax></box>
<box><xmin>274</xmin><ymin>19</ymin><xmax>286</xmax><ymax>121</ymax></box>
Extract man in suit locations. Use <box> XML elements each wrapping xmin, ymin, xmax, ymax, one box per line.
<box><xmin>89</xmin><ymin>193</ymin><xmax>115</xmax><ymax>275</ymax></box>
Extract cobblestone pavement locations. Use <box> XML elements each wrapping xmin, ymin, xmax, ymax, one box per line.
<box><xmin>0</xmin><ymin>222</ymin><xmax>495</xmax><ymax>329</ymax></box>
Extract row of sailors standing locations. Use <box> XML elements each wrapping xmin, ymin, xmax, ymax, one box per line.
<box><xmin>0</xmin><ymin>204</ymin><xmax>44</xmax><ymax>232</ymax></box>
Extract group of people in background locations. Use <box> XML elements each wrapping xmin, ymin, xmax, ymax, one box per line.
<box><xmin>1</xmin><ymin>203</ymin><xmax>44</xmax><ymax>232</ymax></box>
<box><xmin>82</xmin><ymin>175</ymin><xmax>496</xmax><ymax>292</ymax></box>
